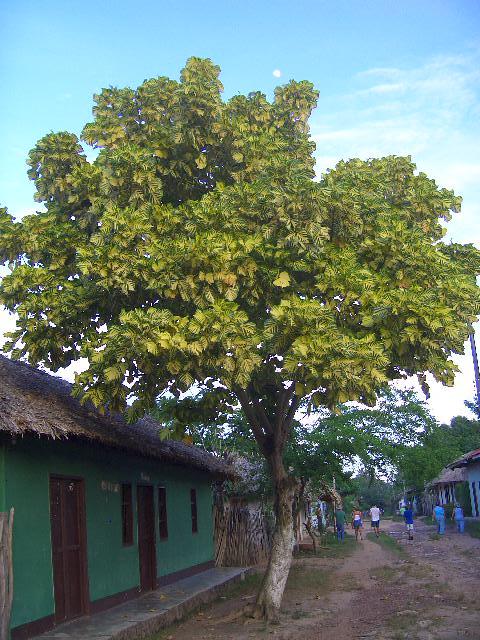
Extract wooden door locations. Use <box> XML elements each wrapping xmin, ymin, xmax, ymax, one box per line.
<box><xmin>137</xmin><ymin>485</ymin><xmax>156</xmax><ymax>591</ymax></box>
<box><xmin>49</xmin><ymin>477</ymin><xmax>88</xmax><ymax>623</ymax></box>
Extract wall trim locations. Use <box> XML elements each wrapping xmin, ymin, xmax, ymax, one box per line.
<box><xmin>11</xmin><ymin>561</ymin><xmax>215</xmax><ymax>639</ymax></box>
<box><xmin>11</xmin><ymin>614</ymin><xmax>55</xmax><ymax>640</ymax></box>
<box><xmin>89</xmin><ymin>586</ymin><xmax>141</xmax><ymax>614</ymax></box>
<box><xmin>157</xmin><ymin>559</ymin><xmax>215</xmax><ymax>587</ymax></box>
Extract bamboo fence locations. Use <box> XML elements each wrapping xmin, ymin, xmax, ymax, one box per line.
<box><xmin>214</xmin><ymin>503</ymin><xmax>271</xmax><ymax>567</ymax></box>
<box><xmin>0</xmin><ymin>508</ymin><xmax>14</xmax><ymax>640</ymax></box>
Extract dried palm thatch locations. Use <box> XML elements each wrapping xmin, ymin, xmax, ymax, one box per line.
<box><xmin>0</xmin><ymin>355</ymin><xmax>232</xmax><ymax>478</ymax></box>
<box><xmin>316</xmin><ymin>482</ymin><xmax>342</xmax><ymax>506</ymax></box>
<box><xmin>214</xmin><ymin>502</ymin><xmax>271</xmax><ymax>566</ymax></box>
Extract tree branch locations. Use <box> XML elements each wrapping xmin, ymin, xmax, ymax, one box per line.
<box><xmin>251</xmin><ymin>396</ymin><xmax>274</xmax><ymax>436</ymax></box>
<box><xmin>278</xmin><ymin>394</ymin><xmax>301</xmax><ymax>450</ymax></box>
<box><xmin>276</xmin><ymin>382</ymin><xmax>295</xmax><ymax>431</ymax></box>
<box><xmin>234</xmin><ymin>386</ymin><xmax>270</xmax><ymax>454</ymax></box>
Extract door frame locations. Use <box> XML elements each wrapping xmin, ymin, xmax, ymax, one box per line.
<box><xmin>49</xmin><ymin>474</ymin><xmax>90</xmax><ymax>621</ymax></box>
<box><xmin>136</xmin><ymin>484</ymin><xmax>157</xmax><ymax>591</ymax></box>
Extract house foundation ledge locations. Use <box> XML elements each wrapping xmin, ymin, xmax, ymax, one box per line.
<box><xmin>20</xmin><ymin>566</ymin><xmax>251</xmax><ymax>640</ymax></box>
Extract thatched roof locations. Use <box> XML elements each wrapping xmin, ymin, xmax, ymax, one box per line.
<box><xmin>0</xmin><ymin>355</ymin><xmax>232</xmax><ymax>478</ymax></box>
<box><xmin>315</xmin><ymin>482</ymin><xmax>342</xmax><ymax>505</ymax></box>
<box><xmin>426</xmin><ymin>467</ymin><xmax>467</xmax><ymax>488</ymax></box>
<box><xmin>447</xmin><ymin>448</ymin><xmax>480</xmax><ymax>470</ymax></box>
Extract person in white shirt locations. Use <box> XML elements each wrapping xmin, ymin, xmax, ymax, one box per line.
<box><xmin>369</xmin><ymin>505</ymin><xmax>381</xmax><ymax>537</ymax></box>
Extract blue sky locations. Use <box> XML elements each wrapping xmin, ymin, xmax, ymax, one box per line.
<box><xmin>1</xmin><ymin>0</ymin><xmax>480</xmax><ymax>421</ymax></box>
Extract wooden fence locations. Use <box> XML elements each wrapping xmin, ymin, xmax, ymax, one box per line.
<box><xmin>214</xmin><ymin>503</ymin><xmax>271</xmax><ymax>567</ymax></box>
<box><xmin>0</xmin><ymin>508</ymin><xmax>14</xmax><ymax>640</ymax></box>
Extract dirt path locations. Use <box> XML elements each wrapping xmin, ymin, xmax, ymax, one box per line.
<box><xmin>151</xmin><ymin>519</ymin><xmax>480</xmax><ymax>640</ymax></box>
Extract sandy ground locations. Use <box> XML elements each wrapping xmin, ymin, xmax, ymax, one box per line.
<box><xmin>151</xmin><ymin>518</ymin><xmax>480</xmax><ymax>640</ymax></box>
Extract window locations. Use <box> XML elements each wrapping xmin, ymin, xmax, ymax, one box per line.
<box><xmin>121</xmin><ymin>483</ymin><xmax>133</xmax><ymax>546</ymax></box>
<box><xmin>158</xmin><ymin>487</ymin><xmax>168</xmax><ymax>540</ymax></box>
<box><xmin>190</xmin><ymin>488</ymin><xmax>198</xmax><ymax>533</ymax></box>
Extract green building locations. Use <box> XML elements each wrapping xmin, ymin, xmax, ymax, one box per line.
<box><xmin>0</xmin><ymin>356</ymin><xmax>230</xmax><ymax>639</ymax></box>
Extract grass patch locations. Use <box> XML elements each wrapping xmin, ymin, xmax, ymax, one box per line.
<box><xmin>369</xmin><ymin>565</ymin><xmax>399</xmax><ymax>581</ymax></box>
<box><xmin>333</xmin><ymin>573</ymin><xmax>363</xmax><ymax>591</ymax></box>
<box><xmin>367</xmin><ymin>531</ymin><xmax>406</xmax><ymax>556</ymax></box>
<box><xmin>221</xmin><ymin>570</ymin><xmax>263</xmax><ymax>599</ymax></box>
<box><xmin>286</xmin><ymin>564</ymin><xmax>332</xmax><ymax>593</ymax></box>
<box><xmin>295</xmin><ymin>532</ymin><xmax>357</xmax><ymax>559</ymax></box>
<box><xmin>388</xmin><ymin>610</ymin><xmax>419</xmax><ymax>632</ymax></box>
<box><xmin>290</xmin><ymin>608</ymin><xmax>311</xmax><ymax>620</ymax></box>
<box><xmin>402</xmin><ymin>561</ymin><xmax>432</xmax><ymax>580</ymax></box>
<box><xmin>429</xmin><ymin>532</ymin><xmax>442</xmax><ymax>541</ymax></box>
<box><xmin>466</xmin><ymin>520</ymin><xmax>480</xmax><ymax>539</ymax></box>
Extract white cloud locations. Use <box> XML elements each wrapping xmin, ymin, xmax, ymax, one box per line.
<box><xmin>273</xmin><ymin>69</ymin><xmax>282</xmax><ymax>78</ymax></box>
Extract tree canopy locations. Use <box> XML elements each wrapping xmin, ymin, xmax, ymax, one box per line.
<box><xmin>1</xmin><ymin>57</ymin><xmax>480</xmax><ymax>618</ymax></box>
<box><xmin>2</xmin><ymin>57</ymin><xmax>479</xmax><ymax>428</ymax></box>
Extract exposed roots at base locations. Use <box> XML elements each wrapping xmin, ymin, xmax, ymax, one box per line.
<box><xmin>215</xmin><ymin>602</ymin><xmax>280</xmax><ymax>624</ymax></box>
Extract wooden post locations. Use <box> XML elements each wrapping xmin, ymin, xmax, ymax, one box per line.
<box><xmin>0</xmin><ymin>508</ymin><xmax>14</xmax><ymax>640</ymax></box>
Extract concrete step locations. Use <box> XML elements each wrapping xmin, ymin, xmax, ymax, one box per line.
<box><xmin>33</xmin><ymin>567</ymin><xmax>250</xmax><ymax>640</ymax></box>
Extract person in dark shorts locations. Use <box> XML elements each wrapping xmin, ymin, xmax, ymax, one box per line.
<box><xmin>351</xmin><ymin>507</ymin><xmax>363</xmax><ymax>541</ymax></box>
<box><xmin>403</xmin><ymin>503</ymin><xmax>414</xmax><ymax>540</ymax></box>
<box><xmin>369</xmin><ymin>504</ymin><xmax>381</xmax><ymax>537</ymax></box>
<box><xmin>335</xmin><ymin>506</ymin><xmax>346</xmax><ymax>542</ymax></box>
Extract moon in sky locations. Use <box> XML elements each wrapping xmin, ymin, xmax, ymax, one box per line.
<box><xmin>273</xmin><ymin>69</ymin><xmax>282</xmax><ymax>78</ymax></box>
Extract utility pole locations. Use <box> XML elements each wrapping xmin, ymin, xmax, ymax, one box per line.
<box><xmin>469</xmin><ymin>332</ymin><xmax>480</xmax><ymax>415</ymax></box>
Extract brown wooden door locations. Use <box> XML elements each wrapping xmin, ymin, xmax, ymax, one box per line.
<box><xmin>49</xmin><ymin>477</ymin><xmax>88</xmax><ymax>623</ymax></box>
<box><xmin>137</xmin><ymin>485</ymin><xmax>156</xmax><ymax>591</ymax></box>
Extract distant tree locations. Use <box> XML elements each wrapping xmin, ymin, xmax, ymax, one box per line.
<box><xmin>350</xmin><ymin>472</ymin><xmax>396</xmax><ymax>512</ymax></box>
<box><xmin>397</xmin><ymin>414</ymin><xmax>480</xmax><ymax>490</ymax></box>
<box><xmin>2</xmin><ymin>58</ymin><xmax>480</xmax><ymax>619</ymax></box>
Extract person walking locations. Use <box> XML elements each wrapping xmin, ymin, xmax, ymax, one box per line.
<box><xmin>452</xmin><ymin>503</ymin><xmax>465</xmax><ymax>533</ymax></box>
<box><xmin>369</xmin><ymin>504</ymin><xmax>381</xmax><ymax>537</ymax></box>
<box><xmin>351</xmin><ymin>507</ymin><xmax>363</xmax><ymax>541</ymax></box>
<box><xmin>403</xmin><ymin>503</ymin><xmax>414</xmax><ymax>540</ymax></box>
<box><xmin>335</xmin><ymin>506</ymin><xmax>346</xmax><ymax>542</ymax></box>
<box><xmin>433</xmin><ymin>502</ymin><xmax>446</xmax><ymax>535</ymax></box>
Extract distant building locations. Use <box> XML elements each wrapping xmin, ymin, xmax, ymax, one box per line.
<box><xmin>448</xmin><ymin>449</ymin><xmax>480</xmax><ymax>518</ymax></box>
<box><xmin>425</xmin><ymin>467</ymin><xmax>467</xmax><ymax>507</ymax></box>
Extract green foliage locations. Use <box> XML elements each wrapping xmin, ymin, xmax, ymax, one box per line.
<box><xmin>466</xmin><ymin>520</ymin><xmax>480</xmax><ymax>539</ymax></box>
<box><xmin>154</xmin><ymin>385</ymin><xmax>435</xmax><ymax>504</ymax></box>
<box><xmin>396</xmin><ymin>415</ymin><xmax>480</xmax><ymax>489</ymax></box>
<box><xmin>367</xmin><ymin>531</ymin><xmax>406</xmax><ymax>555</ymax></box>
<box><xmin>1</xmin><ymin>58</ymin><xmax>479</xmax><ymax>458</ymax></box>
<box><xmin>351</xmin><ymin>473</ymin><xmax>397</xmax><ymax>512</ymax></box>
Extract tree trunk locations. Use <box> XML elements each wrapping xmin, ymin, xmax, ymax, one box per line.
<box><xmin>251</xmin><ymin>452</ymin><xmax>297</xmax><ymax>622</ymax></box>
<box><xmin>0</xmin><ymin>508</ymin><xmax>14</xmax><ymax>640</ymax></box>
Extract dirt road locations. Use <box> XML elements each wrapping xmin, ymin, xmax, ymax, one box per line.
<box><xmin>152</xmin><ymin>518</ymin><xmax>480</xmax><ymax>640</ymax></box>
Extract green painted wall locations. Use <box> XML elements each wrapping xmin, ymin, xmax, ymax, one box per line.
<box><xmin>4</xmin><ymin>435</ymin><xmax>214</xmax><ymax>631</ymax></box>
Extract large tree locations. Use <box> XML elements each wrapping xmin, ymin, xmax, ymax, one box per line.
<box><xmin>1</xmin><ymin>58</ymin><xmax>480</xmax><ymax>619</ymax></box>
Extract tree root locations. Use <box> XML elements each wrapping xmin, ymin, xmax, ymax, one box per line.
<box><xmin>215</xmin><ymin>602</ymin><xmax>280</xmax><ymax>624</ymax></box>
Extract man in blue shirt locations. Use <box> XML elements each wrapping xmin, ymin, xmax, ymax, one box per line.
<box><xmin>403</xmin><ymin>503</ymin><xmax>414</xmax><ymax>540</ymax></box>
<box><xmin>452</xmin><ymin>504</ymin><xmax>465</xmax><ymax>533</ymax></box>
<box><xmin>433</xmin><ymin>503</ymin><xmax>446</xmax><ymax>535</ymax></box>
